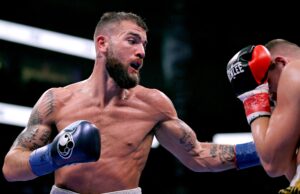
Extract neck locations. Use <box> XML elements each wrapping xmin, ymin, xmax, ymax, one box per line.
<box><xmin>87</xmin><ymin>60</ymin><xmax>129</xmax><ymax>105</ymax></box>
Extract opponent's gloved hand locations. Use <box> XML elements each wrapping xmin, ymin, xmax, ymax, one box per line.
<box><xmin>227</xmin><ymin>45</ymin><xmax>272</xmax><ymax>124</ymax></box>
<box><xmin>29</xmin><ymin>120</ymin><xmax>101</xmax><ymax>176</ymax></box>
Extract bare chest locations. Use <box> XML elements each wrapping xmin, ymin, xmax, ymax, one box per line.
<box><xmin>55</xmin><ymin>97</ymin><xmax>159</xmax><ymax>151</ymax></box>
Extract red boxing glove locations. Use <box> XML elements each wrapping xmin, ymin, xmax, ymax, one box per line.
<box><xmin>227</xmin><ymin>45</ymin><xmax>272</xmax><ymax>124</ymax></box>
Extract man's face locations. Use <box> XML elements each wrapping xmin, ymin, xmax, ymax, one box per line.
<box><xmin>106</xmin><ymin>48</ymin><xmax>140</xmax><ymax>89</ymax></box>
<box><xmin>105</xmin><ymin>21</ymin><xmax>147</xmax><ymax>89</ymax></box>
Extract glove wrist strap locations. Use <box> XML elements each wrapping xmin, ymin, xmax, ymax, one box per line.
<box><xmin>235</xmin><ymin>142</ymin><xmax>260</xmax><ymax>169</ymax></box>
<box><xmin>243</xmin><ymin>92</ymin><xmax>271</xmax><ymax>124</ymax></box>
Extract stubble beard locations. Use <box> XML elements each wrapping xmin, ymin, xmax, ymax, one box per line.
<box><xmin>106</xmin><ymin>48</ymin><xmax>140</xmax><ymax>89</ymax></box>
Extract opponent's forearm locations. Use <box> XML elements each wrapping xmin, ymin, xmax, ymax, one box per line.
<box><xmin>3</xmin><ymin>149</ymin><xmax>37</xmax><ymax>181</ymax></box>
<box><xmin>250</xmin><ymin>117</ymin><xmax>269</xmax><ymax>157</ymax></box>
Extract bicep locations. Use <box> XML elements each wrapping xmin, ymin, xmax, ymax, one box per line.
<box><xmin>154</xmin><ymin>118</ymin><xmax>200</xmax><ymax>166</ymax></box>
<box><xmin>155</xmin><ymin>119</ymin><xmax>197</xmax><ymax>155</ymax></box>
<box><xmin>11</xmin><ymin>106</ymin><xmax>52</xmax><ymax>151</ymax></box>
<box><xmin>10</xmin><ymin>89</ymin><xmax>56</xmax><ymax>151</ymax></box>
<box><xmin>152</xmin><ymin>90</ymin><xmax>235</xmax><ymax>170</ymax></box>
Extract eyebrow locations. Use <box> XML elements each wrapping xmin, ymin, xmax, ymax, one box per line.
<box><xmin>127</xmin><ymin>32</ymin><xmax>148</xmax><ymax>47</ymax></box>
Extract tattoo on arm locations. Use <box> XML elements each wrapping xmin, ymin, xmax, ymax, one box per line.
<box><xmin>210</xmin><ymin>144</ymin><xmax>235</xmax><ymax>164</ymax></box>
<box><xmin>15</xmin><ymin>128</ymin><xmax>51</xmax><ymax>151</ymax></box>
<box><xmin>28</xmin><ymin>105</ymin><xmax>42</xmax><ymax>127</ymax></box>
<box><xmin>11</xmin><ymin>90</ymin><xmax>54</xmax><ymax>151</ymax></box>
<box><xmin>179</xmin><ymin>130</ymin><xmax>196</xmax><ymax>152</ymax></box>
<box><xmin>43</xmin><ymin>90</ymin><xmax>55</xmax><ymax>117</ymax></box>
<box><xmin>210</xmin><ymin>144</ymin><xmax>218</xmax><ymax>157</ymax></box>
<box><xmin>176</xmin><ymin>119</ymin><xmax>235</xmax><ymax>163</ymax></box>
<box><xmin>177</xmin><ymin>121</ymin><xmax>196</xmax><ymax>152</ymax></box>
<box><xmin>13</xmin><ymin>106</ymin><xmax>51</xmax><ymax>151</ymax></box>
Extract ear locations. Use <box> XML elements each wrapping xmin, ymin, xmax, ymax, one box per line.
<box><xmin>274</xmin><ymin>56</ymin><xmax>287</xmax><ymax>67</ymax></box>
<box><xmin>96</xmin><ymin>35</ymin><xmax>108</xmax><ymax>52</ymax></box>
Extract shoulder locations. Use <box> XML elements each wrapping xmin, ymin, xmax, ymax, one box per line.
<box><xmin>34</xmin><ymin>83</ymin><xmax>77</xmax><ymax>113</ymax></box>
<box><xmin>135</xmin><ymin>85</ymin><xmax>177</xmax><ymax>116</ymax></box>
<box><xmin>38</xmin><ymin>87</ymin><xmax>69</xmax><ymax>104</ymax></box>
<box><xmin>41</xmin><ymin>81</ymin><xmax>83</xmax><ymax>102</ymax></box>
<box><xmin>135</xmin><ymin>85</ymin><xmax>171</xmax><ymax>102</ymax></box>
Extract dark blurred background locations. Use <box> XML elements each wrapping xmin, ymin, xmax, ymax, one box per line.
<box><xmin>0</xmin><ymin>0</ymin><xmax>297</xmax><ymax>193</ymax></box>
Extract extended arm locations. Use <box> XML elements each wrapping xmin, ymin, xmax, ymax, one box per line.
<box><xmin>155</xmin><ymin>118</ymin><xmax>259</xmax><ymax>172</ymax></box>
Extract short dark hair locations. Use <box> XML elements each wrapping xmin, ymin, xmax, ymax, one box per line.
<box><xmin>265</xmin><ymin>39</ymin><xmax>298</xmax><ymax>51</ymax></box>
<box><xmin>94</xmin><ymin>11</ymin><xmax>148</xmax><ymax>39</ymax></box>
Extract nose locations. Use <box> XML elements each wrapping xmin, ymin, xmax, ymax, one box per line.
<box><xmin>136</xmin><ymin>44</ymin><xmax>145</xmax><ymax>59</ymax></box>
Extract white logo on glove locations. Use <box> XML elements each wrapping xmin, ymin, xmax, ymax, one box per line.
<box><xmin>227</xmin><ymin>61</ymin><xmax>245</xmax><ymax>82</ymax></box>
<box><xmin>57</xmin><ymin>132</ymin><xmax>75</xmax><ymax>159</ymax></box>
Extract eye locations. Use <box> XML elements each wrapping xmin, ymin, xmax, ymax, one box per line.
<box><xmin>128</xmin><ymin>38</ymin><xmax>137</xmax><ymax>45</ymax></box>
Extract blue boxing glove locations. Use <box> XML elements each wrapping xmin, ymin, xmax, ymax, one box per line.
<box><xmin>29</xmin><ymin>120</ymin><xmax>101</xmax><ymax>176</ymax></box>
<box><xmin>235</xmin><ymin>141</ymin><xmax>260</xmax><ymax>169</ymax></box>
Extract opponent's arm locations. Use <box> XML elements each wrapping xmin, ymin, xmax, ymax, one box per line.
<box><xmin>251</xmin><ymin>62</ymin><xmax>300</xmax><ymax>179</ymax></box>
<box><xmin>226</xmin><ymin>45</ymin><xmax>298</xmax><ymax>178</ymax></box>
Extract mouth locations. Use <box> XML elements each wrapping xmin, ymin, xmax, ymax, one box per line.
<box><xmin>130</xmin><ymin>62</ymin><xmax>141</xmax><ymax>71</ymax></box>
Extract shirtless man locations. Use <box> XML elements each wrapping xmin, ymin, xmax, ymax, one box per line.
<box><xmin>3</xmin><ymin>12</ymin><xmax>260</xmax><ymax>194</ymax></box>
<box><xmin>226</xmin><ymin>39</ymin><xmax>300</xmax><ymax>193</ymax></box>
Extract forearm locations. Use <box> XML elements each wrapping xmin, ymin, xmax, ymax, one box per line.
<box><xmin>250</xmin><ymin>117</ymin><xmax>269</xmax><ymax>158</ymax></box>
<box><xmin>197</xmin><ymin>142</ymin><xmax>260</xmax><ymax>171</ymax></box>
<box><xmin>251</xmin><ymin>117</ymin><xmax>277</xmax><ymax>174</ymax></box>
<box><xmin>181</xmin><ymin>143</ymin><xmax>235</xmax><ymax>172</ymax></box>
<box><xmin>3</xmin><ymin>149</ymin><xmax>37</xmax><ymax>181</ymax></box>
<box><xmin>251</xmin><ymin>117</ymin><xmax>297</xmax><ymax>178</ymax></box>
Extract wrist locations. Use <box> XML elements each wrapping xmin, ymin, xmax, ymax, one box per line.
<box><xmin>29</xmin><ymin>143</ymin><xmax>57</xmax><ymax>176</ymax></box>
<box><xmin>238</xmin><ymin>83</ymin><xmax>271</xmax><ymax>124</ymax></box>
<box><xmin>243</xmin><ymin>92</ymin><xmax>271</xmax><ymax>124</ymax></box>
<box><xmin>235</xmin><ymin>142</ymin><xmax>260</xmax><ymax>170</ymax></box>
